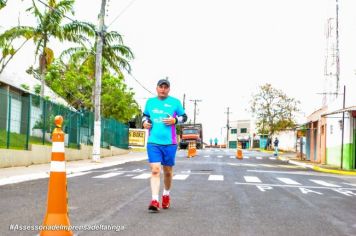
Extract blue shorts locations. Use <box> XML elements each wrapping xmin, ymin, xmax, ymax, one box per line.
<box><xmin>147</xmin><ymin>143</ymin><xmax>178</xmax><ymax>166</ymax></box>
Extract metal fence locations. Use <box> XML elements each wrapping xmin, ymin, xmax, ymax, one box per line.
<box><xmin>0</xmin><ymin>88</ymin><xmax>128</xmax><ymax>150</ymax></box>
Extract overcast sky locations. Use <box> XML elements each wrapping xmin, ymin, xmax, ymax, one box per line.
<box><xmin>1</xmin><ymin>0</ymin><xmax>341</xmax><ymax>143</ymax></box>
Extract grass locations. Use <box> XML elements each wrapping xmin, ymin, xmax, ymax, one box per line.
<box><xmin>0</xmin><ymin>129</ymin><xmax>51</xmax><ymax>150</ymax></box>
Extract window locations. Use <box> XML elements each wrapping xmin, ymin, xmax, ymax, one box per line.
<box><xmin>231</xmin><ymin>129</ymin><xmax>237</xmax><ymax>134</ymax></box>
<box><xmin>240</xmin><ymin>128</ymin><xmax>247</xmax><ymax>133</ymax></box>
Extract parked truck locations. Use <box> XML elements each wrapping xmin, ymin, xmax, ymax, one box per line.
<box><xmin>178</xmin><ymin>123</ymin><xmax>203</xmax><ymax>149</ymax></box>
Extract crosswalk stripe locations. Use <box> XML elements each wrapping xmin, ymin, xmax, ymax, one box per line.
<box><xmin>269</xmin><ymin>157</ymin><xmax>276</xmax><ymax>160</ymax></box>
<box><xmin>173</xmin><ymin>174</ymin><xmax>189</xmax><ymax>180</ymax></box>
<box><xmin>67</xmin><ymin>172</ymin><xmax>91</xmax><ymax>178</ymax></box>
<box><xmin>208</xmin><ymin>175</ymin><xmax>224</xmax><ymax>181</ymax></box>
<box><xmin>243</xmin><ymin>156</ymin><xmax>250</xmax><ymax>159</ymax></box>
<box><xmin>217</xmin><ymin>155</ymin><xmax>223</xmax><ymax>158</ymax></box>
<box><xmin>310</xmin><ymin>180</ymin><xmax>341</xmax><ymax>187</ymax></box>
<box><xmin>244</xmin><ymin>176</ymin><xmax>261</xmax><ymax>183</ymax></box>
<box><xmin>93</xmin><ymin>172</ymin><xmax>123</xmax><ymax>179</ymax></box>
<box><xmin>204</xmin><ymin>155</ymin><xmax>210</xmax><ymax>157</ymax></box>
<box><xmin>256</xmin><ymin>157</ymin><xmax>262</xmax><ymax>160</ymax></box>
<box><xmin>132</xmin><ymin>173</ymin><xmax>151</xmax><ymax>179</ymax></box>
<box><xmin>277</xmin><ymin>177</ymin><xmax>301</xmax><ymax>185</ymax></box>
<box><xmin>229</xmin><ymin>156</ymin><xmax>235</xmax><ymax>159</ymax></box>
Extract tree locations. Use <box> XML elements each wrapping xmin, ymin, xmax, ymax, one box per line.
<box><xmin>0</xmin><ymin>0</ymin><xmax>95</xmax><ymax>97</ymax></box>
<box><xmin>45</xmin><ymin>59</ymin><xmax>140</xmax><ymax>123</ymax></box>
<box><xmin>0</xmin><ymin>0</ymin><xmax>7</xmax><ymax>10</ymax></box>
<box><xmin>250</xmin><ymin>83</ymin><xmax>300</xmax><ymax>137</ymax></box>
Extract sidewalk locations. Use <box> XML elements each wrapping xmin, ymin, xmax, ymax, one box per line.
<box><xmin>277</xmin><ymin>152</ymin><xmax>356</xmax><ymax>176</ymax></box>
<box><xmin>0</xmin><ymin>151</ymin><xmax>148</xmax><ymax>186</ymax></box>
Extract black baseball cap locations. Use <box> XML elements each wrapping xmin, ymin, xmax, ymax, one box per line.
<box><xmin>157</xmin><ymin>79</ymin><xmax>170</xmax><ymax>87</ymax></box>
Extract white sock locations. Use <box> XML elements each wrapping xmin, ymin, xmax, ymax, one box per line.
<box><xmin>152</xmin><ymin>195</ymin><xmax>159</xmax><ymax>201</ymax></box>
<box><xmin>163</xmin><ymin>189</ymin><xmax>170</xmax><ymax>196</ymax></box>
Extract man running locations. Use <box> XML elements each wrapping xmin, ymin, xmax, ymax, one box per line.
<box><xmin>142</xmin><ymin>78</ymin><xmax>187</xmax><ymax>212</ymax></box>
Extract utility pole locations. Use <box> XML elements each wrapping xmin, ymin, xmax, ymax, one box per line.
<box><xmin>340</xmin><ymin>85</ymin><xmax>346</xmax><ymax>169</ymax></box>
<box><xmin>225</xmin><ymin>107</ymin><xmax>232</xmax><ymax>148</ymax></box>
<box><xmin>183</xmin><ymin>94</ymin><xmax>186</xmax><ymax>109</ymax></box>
<box><xmin>189</xmin><ymin>99</ymin><xmax>202</xmax><ymax>125</ymax></box>
<box><xmin>92</xmin><ymin>0</ymin><xmax>107</xmax><ymax>162</ymax></box>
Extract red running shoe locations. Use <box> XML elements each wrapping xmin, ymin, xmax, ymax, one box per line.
<box><xmin>162</xmin><ymin>195</ymin><xmax>170</xmax><ymax>209</ymax></box>
<box><xmin>148</xmin><ymin>200</ymin><xmax>160</xmax><ymax>212</ymax></box>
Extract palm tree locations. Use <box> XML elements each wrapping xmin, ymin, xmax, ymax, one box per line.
<box><xmin>0</xmin><ymin>0</ymin><xmax>95</xmax><ymax>97</ymax></box>
<box><xmin>60</xmin><ymin>30</ymin><xmax>134</xmax><ymax>78</ymax></box>
<box><xmin>0</xmin><ymin>0</ymin><xmax>7</xmax><ymax>10</ymax></box>
<box><xmin>59</xmin><ymin>29</ymin><xmax>134</xmax><ymax>111</ymax></box>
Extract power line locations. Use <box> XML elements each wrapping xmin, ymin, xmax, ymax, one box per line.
<box><xmin>107</xmin><ymin>0</ymin><xmax>139</xmax><ymax>29</ymax></box>
<box><xmin>37</xmin><ymin>0</ymin><xmax>77</xmax><ymax>23</ymax></box>
<box><xmin>128</xmin><ymin>73</ymin><xmax>155</xmax><ymax>95</ymax></box>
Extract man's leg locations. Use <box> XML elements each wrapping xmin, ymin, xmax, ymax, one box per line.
<box><xmin>150</xmin><ymin>163</ymin><xmax>161</xmax><ymax>197</ymax></box>
<box><xmin>162</xmin><ymin>165</ymin><xmax>173</xmax><ymax>209</ymax></box>
<box><xmin>163</xmin><ymin>165</ymin><xmax>173</xmax><ymax>191</ymax></box>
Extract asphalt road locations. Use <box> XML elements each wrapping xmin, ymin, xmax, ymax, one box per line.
<box><xmin>1</xmin><ymin>149</ymin><xmax>356</xmax><ymax>236</ymax></box>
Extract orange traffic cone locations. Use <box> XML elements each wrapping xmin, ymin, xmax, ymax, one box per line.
<box><xmin>40</xmin><ymin>116</ymin><xmax>73</xmax><ymax>236</ymax></box>
<box><xmin>187</xmin><ymin>142</ymin><xmax>196</xmax><ymax>158</ymax></box>
<box><xmin>236</xmin><ymin>148</ymin><xmax>243</xmax><ymax>160</ymax></box>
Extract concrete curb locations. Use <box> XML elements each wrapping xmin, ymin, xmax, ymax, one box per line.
<box><xmin>278</xmin><ymin>156</ymin><xmax>356</xmax><ymax>176</ymax></box>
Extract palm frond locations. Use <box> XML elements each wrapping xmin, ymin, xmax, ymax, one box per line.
<box><xmin>0</xmin><ymin>26</ymin><xmax>37</xmax><ymax>43</ymax></box>
<box><xmin>104</xmin><ymin>31</ymin><xmax>123</xmax><ymax>44</ymax></box>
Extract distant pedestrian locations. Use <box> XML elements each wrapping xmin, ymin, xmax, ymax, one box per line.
<box><xmin>274</xmin><ymin>137</ymin><xmax>279</xmax><ymax>156</ymax></box>
<box><xmin>214</xmin><ymin>137</ymin><xmax>218</xmax><ymax>147</ymax></box>
<box><xmin>209</xmin><ymin>138</ymin><xmax>213</xmax><ymax>147</ymax></box>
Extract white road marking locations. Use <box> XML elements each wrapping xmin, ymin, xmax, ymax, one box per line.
<box><xmin>244</xmin><ymin>176</ymin><xmax>261</xmax><ymax>183</ymax></box>
<box><xmin>67</xmin><ymin>172</ymin><xmax>91</xmax><ymax>178</ymax></box>
<box><xmin>234</xmin><ymin>182</ymin><xmax>356</xmax><ymax>191</ymax></box>
<box><xmin>259</xmin><ymin>164</ymin><xmax>275</xmax><ymax>167</ymax></box>
<box><xmin>257</xmin><ymin>185</ymin><xmax>273</xmax><ymax>192</ymax></box>
<box><xmin>241</xmin><ymin>163</ymin><xmax>257</xmax><ymax>167</ymax></box>
<box><xmin>204</xmin><ymin>155</ymin><xmax>210</xmax><ymax>158</ymax></box>
<box><xmin>256</xmin><ymin>157</ymin><xmax>262</xmax><ymax>160</ymax></box>
<box><xmin>217</xmin><ymin>155</ymin><xmax>223</xmax><ymax>158</ymax></box>
<box><xmin>173</xmin><ymin>174</ymin><xmax>189</xmax><ymax>180</ymax></box>
<box><xmin>208</xmin><ymin>175</ymin><xmax>224</xmax><ymax>181</ymax></box>
<box><xmin>230</xmin><ymin>156</ymin><xmax>235</xmax><ymax>159</ymax></box>
<box><xmin>310</xmin><ymin>180</ymin><xmax>341</xmax><ymax>187</ymax></box>
<box><xmin>132</xmin><ymin>173</ymin><xmax>151</xmax><ymax>179</ymax></box>
<box><xmin>299</xmin><ymin>188</ymin><xmax>323</xmax><ymax>195</ymax></box>
<box><xmin>277</xmin><ymin>177</ymin><xmax>301</xmax><ymax>185</ymax></box>
<box><xmin>243</xmin><ymin>156</ymin><xmax>250</xmax><ymax>159</ymax></box>
<box><xmin>247</xmin><ymin>170</ymin><xmax>321</xmax><ymax>176</ymax></box>
<box><xmin>93</xmin><ymin>172</ymin><xmax>123</xmax><ymax>178</ymax></box>
<box><xmin>269</xmin><ymin>157</ymin><xmax>276</xmax><ymax>160</ymax></box>
<box><xmin>343</xmin><ymin>183</ymin><xmax>356</xmax><ymax>187</ymax></box>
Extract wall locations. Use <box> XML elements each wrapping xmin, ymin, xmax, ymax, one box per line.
<box><xmin>326</xmin><ymin>111</ymin><xmax>353</xmax><ymax>169</ymax></box>
<box><xmin>274</xmin><ymin>130</ymin><xmax>296</xmax><ymax>152</ymax></box>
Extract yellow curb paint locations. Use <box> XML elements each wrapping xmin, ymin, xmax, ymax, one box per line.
<box><xmin>313</xmin><ymin>166</ymin><xmax>356</xmax><ymax>176</ymax></box>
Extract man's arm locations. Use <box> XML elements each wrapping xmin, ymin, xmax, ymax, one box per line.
<box><xmin>142</xmin><ymin>113</ymin><xmax>152</xmax><ymax>129</ymax></box>
<box><xmin>175</xmin><ymin>113</ymin><xmax>187</xmax><ymax>124</ymax></box>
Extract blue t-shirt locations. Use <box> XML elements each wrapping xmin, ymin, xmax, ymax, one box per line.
<box><xmin>144</xmin><ymin>96</ymin><xmax>185</xmax><ymax>145</ymax></box>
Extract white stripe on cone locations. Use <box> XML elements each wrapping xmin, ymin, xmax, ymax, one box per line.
<box><xmin>50</xmin><ymin>161</ymin><xmax>66</xmax><ymax>172</ymax></box>
<box><xmin>52</xmin><ymin>142</ymin><xmax>65</xmax><ymax>153</ymax></box>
